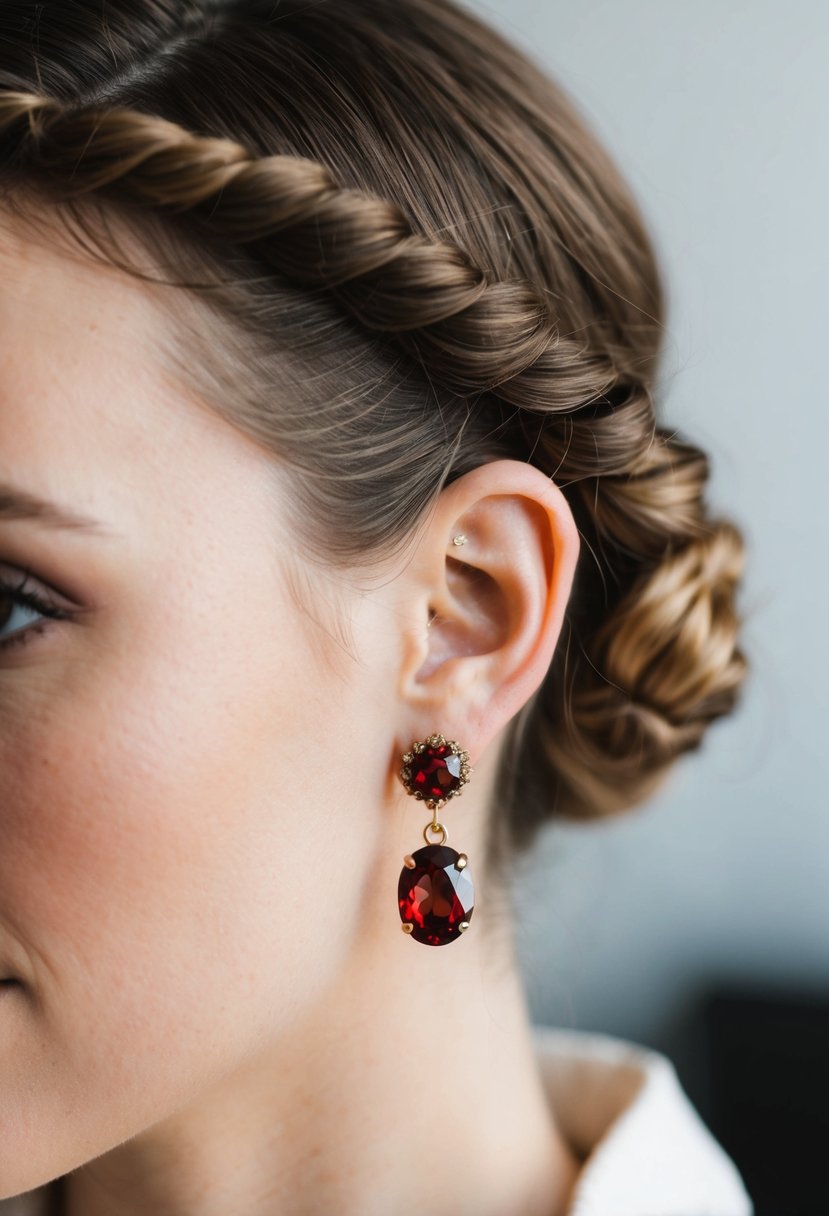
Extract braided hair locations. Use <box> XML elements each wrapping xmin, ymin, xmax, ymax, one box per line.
<box><xmin>0</xmin><ymin>0</ymin><xmax>748</xmax><ymax>884</ymax></box>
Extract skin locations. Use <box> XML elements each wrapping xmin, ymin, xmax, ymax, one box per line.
<box><xmin>0</xmin><ymin>210</ymin><xmax>582</xmax><ymax>1216</ymax></box>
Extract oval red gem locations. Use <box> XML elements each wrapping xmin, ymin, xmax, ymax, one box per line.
<box><xmin>398</xmin><ymin>844</ymin><xmax>474</xmax><ymax>946</ymax></box>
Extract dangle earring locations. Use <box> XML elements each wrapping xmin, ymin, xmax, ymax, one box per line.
<box><xmin>396</xmin><ymin>532</ymin><xmax>476</xmax><ymax>946</ymax></box>
<box><xmin>397</xmin><ymin>731</ymin><xmax>475</xmax><ymax>945</ymax></box>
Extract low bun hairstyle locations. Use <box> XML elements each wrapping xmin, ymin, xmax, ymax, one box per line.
<box><xmin>0</xmin><ymin>0</ymin><xmax>749</xmax><ymax>881</ymax></box>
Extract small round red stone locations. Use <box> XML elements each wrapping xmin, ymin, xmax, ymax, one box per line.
<box><xmin>399</xmin><ymin>734</ymin><xmax>470</xmax><ymax>807</ymax></box>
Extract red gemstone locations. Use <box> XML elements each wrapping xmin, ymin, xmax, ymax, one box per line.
<box><xmin>408</xmin><ymin>743</ymin><xmax>463</xmax><ymax>803</ymax></box>
<box><xmin>398</xmin><ymin>844</ymin><xmax>474</xmax><ymax>946</ymax></box>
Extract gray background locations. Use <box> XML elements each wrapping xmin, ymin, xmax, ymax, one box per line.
<box><xmin>464</xmin><ymin>1</ymin><xmax>828</xmax><ymax>1060</ymax></box>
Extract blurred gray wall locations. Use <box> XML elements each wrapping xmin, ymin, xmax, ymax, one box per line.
<box><xmin>464</xmin><ymin>1</ymin><xmax>829</xmax><ymax>1046</ymax></box>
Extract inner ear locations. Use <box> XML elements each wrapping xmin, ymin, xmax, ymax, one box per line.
<box><xmin>445</xmin><ymin>553</ymin><xmax>509</xmax><ymax>626</ymax></box>
<box><xmin>420</xmin><ymin>553</ymin><xmax>510</xmax><ymax>682</ymax></box>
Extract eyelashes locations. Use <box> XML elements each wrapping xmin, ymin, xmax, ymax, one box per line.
<box><xmin>0</xmin><ymin>569</ymin><xmax>71</xmax><ymax>653</ymax></box>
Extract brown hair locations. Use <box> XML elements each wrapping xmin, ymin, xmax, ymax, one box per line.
<box><xmin>0</xmin><ymin>0</ymin><xmax>748</xmax><ymax>885</ymax></box>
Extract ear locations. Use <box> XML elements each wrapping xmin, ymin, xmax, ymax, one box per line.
<box><xmin>397</xmin><ymin>458</ymin><xmax>581</xmax><ymax>764</ymax></box>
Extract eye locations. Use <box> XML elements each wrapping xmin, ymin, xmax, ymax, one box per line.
<box><xmin>0</xmin><ymin>569</ymin><xmax>71</xmax><ymax>653</ymax></box>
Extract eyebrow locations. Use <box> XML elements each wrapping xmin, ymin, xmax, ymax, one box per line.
<box><xmin>0</xmin><ymin>483</ymin><xmax>119</xmax><ymax>537</ymax></box>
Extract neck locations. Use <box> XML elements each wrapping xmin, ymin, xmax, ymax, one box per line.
<box><xmin>56</xmin><ymin>904</ymin><xmax>579</xmax><ymax>1216</ymax></box>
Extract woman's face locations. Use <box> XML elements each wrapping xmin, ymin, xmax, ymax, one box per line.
<box><xmin>0</xmin><ymin>216</ymin><xmax>402</xmax><ymax>1191</ymax></box>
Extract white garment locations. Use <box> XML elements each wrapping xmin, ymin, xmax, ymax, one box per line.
<box><xmin>0</xmin><ymin>1025</ymin><xmax>753</xmax><ymax>1215</ymax></box>
<box><xmin>532</xmin><ymin>1023</ymin><xmax>753</xmax><ymax>1215</ymax></box>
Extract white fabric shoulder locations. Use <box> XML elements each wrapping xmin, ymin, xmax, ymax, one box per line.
<box><xmin>531</xmin><ymin>1022</ymin><xmax>753</xmax><ymax>1216</ymax></box>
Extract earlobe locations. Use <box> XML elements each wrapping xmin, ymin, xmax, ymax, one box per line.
<box><xmin>398</xmin><ymin>459</ymin><xmax>580</xmax><ymax>761</ymax></box>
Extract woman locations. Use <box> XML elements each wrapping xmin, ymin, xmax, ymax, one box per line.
<box><xmin>0</xmin><ymin>1</ymin><xmax>752</xmax><ymax>1212</ymax></box>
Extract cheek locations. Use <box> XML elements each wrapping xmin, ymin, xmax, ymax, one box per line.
<box><xmin>0</xmin><ymin>604</ymin><xmax>361</xmax><ymax>1190</ymax></box>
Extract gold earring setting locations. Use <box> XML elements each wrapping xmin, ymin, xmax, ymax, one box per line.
<box><xmin>397</xmin><ymin>733</ymin><xmax>475</xmax><ymax>946</ymax></box>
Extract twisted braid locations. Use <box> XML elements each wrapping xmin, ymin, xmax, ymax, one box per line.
<box><xmin>0</xmin><ymin>83</ymin><xmax>748</xmax><ymax>862</ymax></box>
<box><xmin>0</xmin><ymin>89</ymin><xmax>618</xmax><ymax>402</ymax></box>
